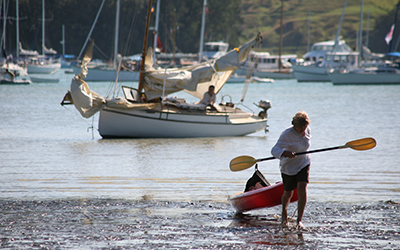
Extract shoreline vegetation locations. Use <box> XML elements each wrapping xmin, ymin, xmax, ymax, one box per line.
<box><xmin>5</xmin><ymin>0</ymin><xmax>399</xmax><ymax>61</ymax></box>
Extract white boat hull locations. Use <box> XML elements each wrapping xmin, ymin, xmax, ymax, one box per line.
<box><xmin>329</xmin><ymin>71</ymin><xmax>400</xmax><ymax>85</ymax></box>
<box><xmin>253</xmin><ymin>70</ymin><xmax>294</xmax><ymax>79</ymax></box>
<box><xmin>30</xmin><ymin>76</ymin><xmax>60</xmax><ymax>83</ymax></box>
<box><xmin>98</xmin><ymin>106</ymin><xmax>267</xmax><ymax>138</ymax></box>
<box><xmin>27</xmin><ymin>62</ymin><xmax>61</xmax><ymax>74</ymax></box>
<box><xmin>292</xmin><ymin>64</ymin><xmax>330</xmax><ymax>82</ymax></box>
<box><xmin>235</xmin><ymin>67</ymin><xmax>294</xmax><ymax>79</ymax></box>
<box><xmin>72</xmin><ymin>65</ymin><xmax>139</xmax><ymax>81</ymax></box>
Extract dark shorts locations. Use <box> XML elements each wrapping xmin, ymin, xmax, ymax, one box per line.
<box><xmin>281</xmin><ymin>164</ymin><xmax>310</xmax><ymax>191</ymax></box>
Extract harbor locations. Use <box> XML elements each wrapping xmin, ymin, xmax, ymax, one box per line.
<box><xmin>1</xmin><ymin>73</ymin><xmax>399</xmax><ymax>248</ymax></box>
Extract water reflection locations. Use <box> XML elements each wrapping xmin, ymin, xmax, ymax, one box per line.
<box><xmin>229</xmin><ymin>212</ymin><xmax>305</xmax><ymax>246</ymax></box>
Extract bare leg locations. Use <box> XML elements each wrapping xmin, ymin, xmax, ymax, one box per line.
<box><xmin>296</xmin><ymin>181</ymin><xmax>308</xmax><ymax>224</ymax></box>
<box><xmin>281</xmin><ymin>190</ymin><xmax>293</xmax><ymax>225</ymax></box>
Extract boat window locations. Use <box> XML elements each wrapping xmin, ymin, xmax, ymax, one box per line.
<box><xmin>122</xmin><ymin>86</ymin><xmax>140</xmax><ymax>103</ymax></box>
<box><xmin>204</xmin><ymin>45</ymin><xmax>220</xmax><ymax>52</ymax></box>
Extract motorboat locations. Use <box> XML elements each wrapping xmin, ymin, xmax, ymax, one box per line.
<box><xmin>235</xmin><ymin>51</ymin><xmax>297</xmax><ymax>79</ymax></box>
<box><xmin>292</xmin><ymin>40</ymin><xmax>355</xmax><ymax>82</ymax></box>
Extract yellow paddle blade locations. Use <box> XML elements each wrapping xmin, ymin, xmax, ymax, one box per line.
<box><xmin>344</xmin><ymin>137</ymin><xmax>376</xmax><ymax>151</ymax></box>
<box><xmin>229</xmin><ymin>155</ymin><xmax>257</xmax><ymax>172</ymax></box>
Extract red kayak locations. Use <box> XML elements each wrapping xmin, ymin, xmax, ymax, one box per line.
<box><xmin>228</xmin><ymin>181</ymin><xmax>298</xmax><ymax>212</ymax></box>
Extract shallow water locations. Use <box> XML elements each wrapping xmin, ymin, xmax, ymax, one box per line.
<box><xmin>0</xmin><ymin>70</ymin><xmax>400</xmax><ymax>248</ymax></box>
<box><xmin>0</xmin><ymin>199</ymin><xmax>398</xmax><ymax>249</ymax></box>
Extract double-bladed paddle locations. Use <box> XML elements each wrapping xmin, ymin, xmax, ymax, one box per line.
<box><xmin>229</xmin><ymin>137</ymin><xmax>376</xmax><ymax>172</ymax></box>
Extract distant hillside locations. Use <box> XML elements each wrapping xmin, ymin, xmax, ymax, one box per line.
<box><xmin>239</xmin><ymin>0</ymin><xmax>399</xmax><ymax>56</ymax></box>
<box><xmin>4</xmin><ymin>0</ymin><xmax>399</xmax><ymax>60</ymax></box>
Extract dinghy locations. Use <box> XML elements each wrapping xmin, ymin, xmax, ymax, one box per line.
<box><xmin>228</xmin><ymin>181</ymin><xmax>298</xmax><ymax>213</ymax></box>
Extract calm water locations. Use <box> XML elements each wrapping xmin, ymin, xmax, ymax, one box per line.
<box><xmin>0</xmin><ymin>70</ymin><xmax>399</xmax><ymax>249</ymax></box>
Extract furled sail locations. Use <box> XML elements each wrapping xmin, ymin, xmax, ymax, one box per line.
<box><xmin>65</xmin><ymin>34</ymin><xmax>261</xmax><ymax>119</ymax></box>
<box><xmin>68</xmin><ymin>40</ymin><xmax>106</xmax><ymax>118</ymax></box>
<box><xmin>70</xmin><ymin>78</ymin><xmax>105</xmax><ymax>118</ymax></box>
<box><xmin>19</xmin><ymin>43</ymin><xmax>39</xmax><ymax>56</ymax></box>
<box><xmin>143</xmin><ymin>34</ymin><xmax>262</xmax><ymax>100</ymax></box>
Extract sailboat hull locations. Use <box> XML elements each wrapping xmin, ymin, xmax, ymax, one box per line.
<box><xmin>98</xmin><ymin>107</ymin><xmax>267</xmax><ymax>138</ymax></box>
<box><xmin>292</xmin><ymin>64</ymin><xmax>330</xmax><ymax>82</ymax></box>
<box><xmin>27</xmin><ymin>62</ymin><xmax>61</xmax><ymax>74</ymax></box>
<box><xmin>328</xmin><ymin>70</ymin><xmax>400</xmax><ymax>85</ymax></box>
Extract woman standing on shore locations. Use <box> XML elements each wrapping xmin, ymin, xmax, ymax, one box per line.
<box><xmin>271</xmin><ymin>111</ymin><xmax>311</xmax><ymax>229</ymax></box>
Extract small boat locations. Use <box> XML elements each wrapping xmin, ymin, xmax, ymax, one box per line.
<box><xmin>0</xmin><ymin>77</ymin><xmax>31</xmax><ymax>85</ymax></box>
<box><xmin>235</xmin><ymin>51</ymin><xmax>297</xmax><ymax>80</ymax></box>
<box><xmin>30</xmin><ymin>76</ymin><xmax>60</xmax><ymax>83</ymax></box>
<box><xmin>328</xmin><ymin>66</ymin><xmax>400</xmax><ymax>85</ymax></box>
<box><xmin>228</xmin><ymin>181</ymin><xmax>298</xmax><ymax>212</ymax></box>
<box><xmin>226</xmin><ymin>73</ymin><xmax>273</xmax><ymax>83</ymax></box>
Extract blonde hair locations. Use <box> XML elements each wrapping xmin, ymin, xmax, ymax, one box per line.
<box><xmin>292</xmin><ymin>111</ymin><xmax>310</xmax><ymax>127</ymax></box>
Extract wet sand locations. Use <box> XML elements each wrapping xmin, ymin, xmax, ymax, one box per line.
<box><xmin>0</xmin><ymin>198</ymin><xmax>398</xmax><ymax>249</ymax></box>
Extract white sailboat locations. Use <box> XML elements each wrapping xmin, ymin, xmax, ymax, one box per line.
<box><xmin>292</xmin><ymin>40</ymin><xmax>356</xmax><ymax>82</ymax></box>
<box><xmin>292</xmin><ymin>0</ymin><xmax>355</xmax><ymax>82</ymax></box>
<box><xmin>62</xmin><ymin>2</ymin><xmax>270</xmax><ymax>139</ymax></box>
<box><xmin>327</xmin><ymin>0</ymin><xmax>399</xmax><ymax>85</ymax></box>
<box><xmin>0</xmin><ymin>0</ymin><xmax>28</xmax><ymax>80</ymax></box>
<box><xmin>25</xmin><ymin>0</ymin><xmax>61</xmax><ymax>75</ymax></box>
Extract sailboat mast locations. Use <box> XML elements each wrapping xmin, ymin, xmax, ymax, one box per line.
<box><xmin>77</xmin><ymin>0</ymin><xmax>106</xmax><ymax>60</ymax></box>
<box><xmin>16</xmin><ymin>0</ymin><xmax>19</xmax><ymax>58</ymax></box>
<box><xmin>307</xmin><ymin>10</ymin><xmax>310</xmax><ymax>52</ymax></box>
<box><xmin>42</xmin><ymin>0</ymin><xmax>45</xmax><ymax>56</ymax></box>
<box><xmin>330</xmin><ymin>0</ymin><xmax>347</xmax><ymax>65</ymax></box>
<box><xmin>113</xmin><ymin>0</ymin><xmax>120</xmax><ymax>69</ymax></box>
<box><xmin>138</xmin><ymin>0</ymin><xmax>154</xmax><ymax>96</ymax></box>
<box><xmin>61</xmin><ymin>24</ymin><xmax>65</xmax><ymax>56</ymax></box>
<box><xmin>198</xmin><ymin>0</ymin><xmax>207</xmax><ymax>62</ymax></box>
<box><xmin>2</xmin><ymin>0</ymin><xmax>6</xmax><ymax>49</ymax></box>
<box><xmin>365</xmin><ymin>10</ymin><xmax>369</xmax><ymax>48</ymax></box>
<box><xmin>152</xmin><ymin>0</ymin><xmax>160</xmax><ymax>66</ymax></box>
<box><xmin>278</xmin><ymin>0</ymin><xmax>283</xmax><ymax>71</ymax></box>
<box><xmin>358</xmin><ymin>0</ymin><xmax>363</xmax><ymax>68</ymax></box>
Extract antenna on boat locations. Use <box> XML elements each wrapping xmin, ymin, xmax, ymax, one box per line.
<box><xmin>138</xmin><ymin>0</ymin><xmax>154</xmax><ymax>100</ymax></box>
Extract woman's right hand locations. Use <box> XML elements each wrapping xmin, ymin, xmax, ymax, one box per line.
<box><xmin>282</xmin><ymin>151</ymin><xmax>296</xmax><ymax>158</ymax></box>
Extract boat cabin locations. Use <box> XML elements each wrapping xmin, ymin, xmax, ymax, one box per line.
<box><xmin>302</xmin><ymin>40</ymin><xmax>353</xmax><ymax>63</ymax></box>
<box><xmin>248</xmin><ymin>51</ymin><xmax>297</xmax><ymax>70</ymax></box>
<box><xmin>202</xmin><ymin>41</ymin><xmax>229</xmax><ymax>59</ymax></box>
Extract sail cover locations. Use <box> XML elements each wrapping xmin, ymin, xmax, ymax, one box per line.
<box><xmin>143</xmin><ymin>34</ymin><xmax>261</xmax><ymax>100</ymax></box>
<box><xmin>66</xmin><ymin>34</ymin><xmax>261</xmax><ymax>119</ymax></box>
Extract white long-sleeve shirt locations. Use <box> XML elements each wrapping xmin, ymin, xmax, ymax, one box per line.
<box><xmin>271</xmin><ymin>126</ymin><xmax>311</xmax><ymax>175</ymax></box>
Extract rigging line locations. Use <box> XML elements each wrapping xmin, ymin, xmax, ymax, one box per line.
<box><xmin>92</xmin><ymin>42</ymin><xmax>109</xmax><ymax>60</ymax></box>
<box><xmin>123</xmin><ymin>6</ymin><xmax>138</xmax><ymax>57</ymax></box>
